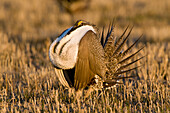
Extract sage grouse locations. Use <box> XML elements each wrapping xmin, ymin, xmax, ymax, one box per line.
<box><xmin>49</xmin><ymin>20</ymin><xmax>144</xmax><ymax>92</ymax></box>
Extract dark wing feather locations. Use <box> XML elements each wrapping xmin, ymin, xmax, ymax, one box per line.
<box><xmin>118</xmin><ymin>46</ymin><xmax>145</xmax><ymax>65</ymax></box>
<box><xmin>103</xmin><ymin>24</ymin><xmax>114</xmax><ymax>47</ymax></box>
<box><xmin>118</xmin><ymin>35</ymin><xmax>142</xmax><ymax>58</ymax></box>
<box><xmin>74</xmin><ymin>31</ymin><xmax>106</xmax><ymax>90</ymax></box>
<box><xmin>112</xmin><ymin>26</ymin><xmax>129</xmax><ymax>53</ymax></box>
<box><xmin>117</xmin><ymin>56</ymin><xmax>145</xmax><ymax>71</ymax></box>
<box><xmin>100</xmin><ymin>26</ymin><xmax>105</xmax><ymax>46</ymax></box>
<box><xmin>112</xmin><ymin>27</ymin><xmax>133</xmax><ymax>57</ymax></box>
<box><xmin>113</xmin><ymin>65</ymin><xmax>142</xmax><ymax>76</ymax></box>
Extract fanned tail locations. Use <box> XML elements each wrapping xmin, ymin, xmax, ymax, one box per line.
<box><xmin>101</xmin><ymin>24</ymin><xmax>144</xmax><ymax>89</ymax></box>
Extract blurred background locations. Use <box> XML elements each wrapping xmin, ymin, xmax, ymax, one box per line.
<box><xmin>0</xmin><ymin>0</ymin><xmax>170</xmax><ymax>41</ymax></box>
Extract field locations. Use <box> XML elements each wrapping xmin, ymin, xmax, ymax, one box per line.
<box><xmin>0</xmin><ymin>0</ymin><xmax>169</xmax><ymax>112</ymax></box>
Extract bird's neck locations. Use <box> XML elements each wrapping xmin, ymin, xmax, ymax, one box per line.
<box><xmin>49</xmin><ymin>25</ymin><xmax>96</xmax><ymax>69</ymax></box>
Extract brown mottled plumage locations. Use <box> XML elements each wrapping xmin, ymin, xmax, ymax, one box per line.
<box><xmin>49</xmin><ymin>20</ymin><xmax>144</xmax><ymax>95</ymax></box>
<box><xmin>74</xmin><ymin>30</ymin><xmax>106</xmax><ymax>90</ymax></box>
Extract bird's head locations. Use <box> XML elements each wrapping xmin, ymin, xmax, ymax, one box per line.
<box><xmin>67</xmin><ymin>20</ymin><xmax>98</xmax><ymax>36</ymax></box>
<box><xmin>71</xmin><ymin>20</ymin><xmax>96</xmax><ymax>31</ymax></box>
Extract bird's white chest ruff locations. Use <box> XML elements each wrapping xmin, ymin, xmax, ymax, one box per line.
<box><xmin>49</xmin><ymin>25</ymin><xmax>96</xmax><ymax>69</ymax></box>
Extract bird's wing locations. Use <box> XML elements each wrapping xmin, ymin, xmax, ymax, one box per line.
<box><xmin>54</xmin><ymin>68</ymin><xmax>70</xmax><ymax>88</ymax></box>
<box><xmin>74</xmin><ymin>30</ymin><xmax>106</xmax><ymax>90</ymax></box>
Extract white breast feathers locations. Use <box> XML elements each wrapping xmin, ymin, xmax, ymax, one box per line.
<box><xmin>49</xmin><ymin>25</ymin><xmax>96</xmax><ymax>69</ymax></box>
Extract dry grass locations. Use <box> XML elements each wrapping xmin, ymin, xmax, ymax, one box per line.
<box><xmin>0</xmin><ymin>0</ymin><xmax>170</xmax><ymax>112</ymax></box>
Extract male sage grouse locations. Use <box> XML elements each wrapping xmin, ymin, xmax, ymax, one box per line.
<box><xmin>49</xmin><ymin>20</ymin><xmax>144</xmax><ymax>94</ymax></box>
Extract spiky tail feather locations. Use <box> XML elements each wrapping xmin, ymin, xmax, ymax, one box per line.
<box><xmin>101</xmin><ymin>24</ymin><xmax>144</xmax><ymax>89</ymax></box>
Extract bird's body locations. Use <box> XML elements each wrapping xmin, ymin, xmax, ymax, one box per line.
<box><xmin>49</xmin><ymin>20</ymin><xmax>143</xmax><ymax>92</ymax></box>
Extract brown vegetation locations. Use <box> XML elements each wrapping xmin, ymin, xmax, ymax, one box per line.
<box><xmin>0</xmin><ymin>0</ymin><xmax>169</xmax><ymax>112</ymax></box>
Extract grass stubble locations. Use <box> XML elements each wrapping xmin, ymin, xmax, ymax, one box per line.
<box><xmin>0</xmin><ymin>0</ymin><xmax>170</xmax><ymax>112</ymax></box>
<box><xmin>0</xmin><ymin>29</ymin><xmax>169</xmax><ymax>112</ymax></box>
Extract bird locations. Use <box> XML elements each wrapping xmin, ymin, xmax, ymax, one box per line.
<box><xmin>57</xmin><ymin>0</ymin><xmax>91</xmax><ymax>14</ymax></box>
<box><xmin>56</xmin><ymin>0</ymin><xmax>91</xmax><ymax>23</ymax></box>
<box><xmin>49</xmin><ymin>20</ymin><xmax>144</xmax><ymax>95</ymax></box>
